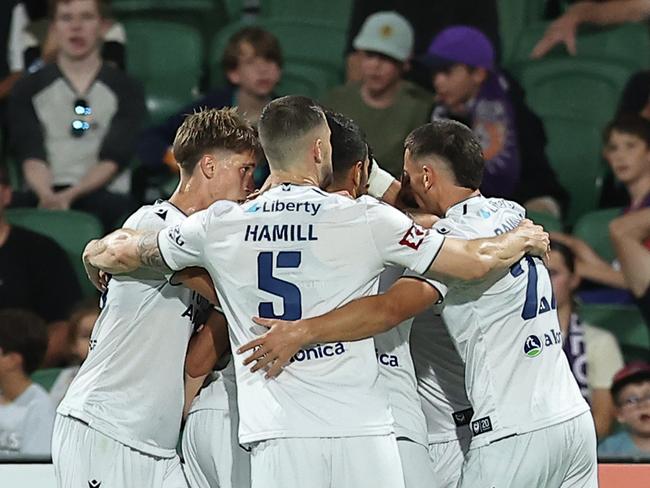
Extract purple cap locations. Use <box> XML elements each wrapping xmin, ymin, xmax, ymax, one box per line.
<box><xmin>421</xmin><ymin>25</ymin><xmax>495</xmax><ymax>72</ymax></box>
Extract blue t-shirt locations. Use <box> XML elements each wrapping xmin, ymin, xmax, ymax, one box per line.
<box><xmin>598</xmin><ymin>430</ymin><xmax>650</xmax><ymax>459</ymax></box>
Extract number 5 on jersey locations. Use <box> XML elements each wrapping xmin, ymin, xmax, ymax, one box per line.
<box><xmin>258</xmin><ymin>251</ymin><xmax>303</xmax><ymax>320</ymax></box>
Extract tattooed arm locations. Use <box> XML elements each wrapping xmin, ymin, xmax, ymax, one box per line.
<box><xmin>83</xmin><ymin>228</ymin><xmax>170</xmax><ymax>282</ymax></box>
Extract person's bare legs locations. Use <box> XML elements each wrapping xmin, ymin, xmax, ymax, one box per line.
<box><xmin>609</xmin><ymin>208</ymin><xmax>650</xmax><ymax>298</ymax></box>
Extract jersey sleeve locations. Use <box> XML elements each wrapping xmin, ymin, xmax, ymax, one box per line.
<box><xmin>365</xmin><ymin>199</ymin><xmax>445</xmax><ymax>275</ymax></box>
<box><xmin>401</xmin><ymin>269</ymin><xmax>447</xmax><ymax>302</ymax></box>
<box><xmin>157</xmin><ymin>209</ymin><xmax>208</xmax><ymax>271</ymax></box>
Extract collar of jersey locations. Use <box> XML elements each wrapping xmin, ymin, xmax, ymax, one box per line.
<box><xmin>445</xmin><ymin>193</ymin><xmax>484</xmax><ymax>217</ymax></box>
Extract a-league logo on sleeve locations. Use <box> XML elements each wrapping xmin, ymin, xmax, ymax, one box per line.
<box><xmin>399</xmin><ymin>224</ymin><xmax>428</xmax><ymax>250</ymax></box>
<box><xmin>168</xmin><ymin>225</ymin><xmax>185</xmax><ymax>247</ymax></box>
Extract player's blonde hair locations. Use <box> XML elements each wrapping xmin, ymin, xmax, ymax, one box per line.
<box><xmin>172</xmin><ymin>107</ymin><xmax>262</xmax><ymax>173</ymax></box>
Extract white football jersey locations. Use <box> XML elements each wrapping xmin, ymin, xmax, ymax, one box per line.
<box><xmin>58</xmin><ymin>201</ymin><xmax>211</xmax><ymax>458</ymax></box>
<box><xmin>429</xmin><ymin>195</ymin><xmax>588</xmax><ymax>449</ymax></box>
<box><xmin>409</xmin><ymin>306</ymin><xmax>473</xmax><ymax>444</ymax></box>
<box><xmin>374</xmin><ymin>267</ymin><xmax>428</xmax><ymax>446</ymax></box>
<box><xmin>157</xmin><ymin>184</ymin><xmax>445</xmax><ymax>445</ymax></box>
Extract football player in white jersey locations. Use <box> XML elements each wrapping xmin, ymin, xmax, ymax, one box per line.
<box><xmin>53</xmin><ymin>108</ymin><xmax>260</xmax><ymax>488</ymax></box>
<box><xmin>241</xmin><ymin>119</ymin><xmax>597</xmax><ymax>487</ymax></box>
<box><xmin>83</xmin><ymin>96</ymin><xmax>549</xmax><ymax>488</ymax></box>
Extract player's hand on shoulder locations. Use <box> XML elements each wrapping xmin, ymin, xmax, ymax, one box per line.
<box><xmin>238</xmin><ymin>316</ymin><xmax>308</xmax><ymax>378</ymax></box>
<box><xmin>516</xmin><ymin>219</ymin><xmax>550</xmax><ymax>259</ymax></box>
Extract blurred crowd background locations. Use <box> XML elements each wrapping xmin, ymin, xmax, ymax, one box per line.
<box><xmin>1</xmin><ymin>0</ymin><xmax>650</xmax><ymax>463</ymax></box>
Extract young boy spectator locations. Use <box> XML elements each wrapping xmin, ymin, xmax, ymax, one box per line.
<box><xmin>549</xmin><ymin>240</ymin><xmax>625</xmax><ymax>438</ymax></box>
<box><xmin>599</xmin><ymin>362</ymin><xmax>650</xmax><ymax>459</ymax></box>
<box><xmin>323</xmin><ymin>11</ymin><xmax>434</xmax><ymax>178</ymax></box>
<box><xmin>0</xmin><ymin>308</ymin><xmax>56</xmax><ymax>459</ymax></box>
<box><xmin>0</xmin><ymin>165</ymin><xmax>82</xmax><ymax>367</ymax></box>
<box><xmin>136</xmin><ymin>26</ymin><xmax>282</xmax><ymax>196</ymax></box>
<box><xmin>552</xmin><ymin>114</ymin><xmax>650</xmax><ymax>303</ymax></box>
<box><xmin>8</xmin><ymin>0</ymin><xmax>146</xmax><ymax>231</ymax></box>
<box><xmin>422</xmin><ymin>25</ymin><xmax>567</xmax><ymax>214</ymax></box>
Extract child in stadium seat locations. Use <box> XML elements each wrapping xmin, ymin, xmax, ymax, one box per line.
<box><xmin>0</xmin><ymin>309</ymin><xmax>56</xmax><ymax>459</ymax></box>
<box><xmin>323</xmin><ymin>11</ymin><xmax>434</xmax><ymax>178</ymax></box>
<box><xmin>599</xmin><ymin>362</ymin><xmax>650</xmax><ymax>459</ymax></box>
<box><xmin>135</xmin><ymin>26</ymin><xmax>282</xmax><ymax>200</ymax></box>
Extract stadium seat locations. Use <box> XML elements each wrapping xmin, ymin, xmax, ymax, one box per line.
<box><xmin>31</xmin><ymin>367</ymin><xmax>63</xmax><ymax>392</ymax></box>
<box><xmin>277</xmin><ymin>64</ymin><xmax>332</xmax><ymax>99</ymax></box>
<box><xmin>497</xmin><ymin>0</ymin><xmax>547</xmax><ymax>65</ymax></box>
<box><xmin>5</xmin><ymin>209</ymin><xmax>103</xmax><ymax>297</ymax></box>
<box><xmin>573</xmin><ymin>207</ymin><xmax>623</xmax><ymax>263</ymax></box>
<box><xmin>112</xmin><ymin>0</ymin><xmax>213</xmax><ymax>13</ymax></box>
<box><xmin>506</xmin><ymin>22</ymin><xmax>650</xmax><ymax>72</ymax></box>
<box><xmin>259</xmin><ymin>0</ymin><xmax>353</xmax><ymax>28</ymax></box>
<box><xmin>526</xmin><ymin>210</ymin><xmax>563</xmax><ymax>233</ymax></box>
<box><xmin>123</xmin><ymin>20</ymin><xmax>202</xmax><ymax>119</ymax></box>
<box><xmin>579</xmin><ymin>303</ymin><xmax>649</xmax><ymax>361</ymax></box>
<box><xmin>540</xmin><ymin>117</ymin><xmax>605</xmax><ymax>223</ymax></box>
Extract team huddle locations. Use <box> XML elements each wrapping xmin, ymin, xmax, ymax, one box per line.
<box><xmin>52</xmin><ymin>96</ymin><xmax>598</xmax><ymax>488</ymax></box>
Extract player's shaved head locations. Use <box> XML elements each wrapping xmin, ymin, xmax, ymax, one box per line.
<box><xmin>405</xmin><ymin>120</ymin><xmax>484</xmax><ymax>190</ymax></box>
<box><xmin>258</xmin><ymin>96</ymin><xmax>328</xmax><ymax>169</ymax></box>
<box><xmin>173</xmin><ymin>107</ymin><xmax>261</xmax><ymax>175</ymax></box>
<box><xmin>325</xmin><ymin>110</ymin><xmax>368</xmax><ymax>177</ymax></box>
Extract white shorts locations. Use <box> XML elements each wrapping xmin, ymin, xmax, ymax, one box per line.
<box><xmin>181</xmin><ymin>409</ymin><xmax>250</xmax><ymax>488</ymax></box>
<box><xmin>427</xmin><ymin>437</ymin><xmax>470</xmax><ymax>488</ymax></box>
<box><xmin>397</xmin><ymin>439</ymin><xmax>438</xmax><ymax>488</ymax></box>
<box><xmin>250</xmin><ymin>435</ymin><xmax>405</xmax><ymax>488</ymax></box>
<box><xmin>458</xmin><ymin>412</ymin><xmax>598</xmax><ymax>488</ymax></box>
<box><xmin>52</xmin><ymin>414</ymin><xmax>187</xmax><ymax>488</ymax></box>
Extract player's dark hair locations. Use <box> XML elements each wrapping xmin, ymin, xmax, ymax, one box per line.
<box><xmin>404</xmin><ymin>120</ymin><xmax>484</xmax><ymax>190</ymax></box>
<box><xmin>49</xmin><ymin>0</ymin><xmax>111</xmax><ymax>19</ymax></box>
<box><xmin>0</xmin><ymin>309</ymin><xmax>48</xmax><ymax>375</ymax></box>
<box><xmin>67</xmin><ymin>298</ymin><xmax>100</xmax><ymax>363</ymax></box>
<box><xmin>172</xmin><ymin>107</ymin><xmax>262</xmax><ymax>173</ymax></box>
<box><xmin>222</xmin><ymin>27</ymin><xmax>283</xmax><ymax>73</ymax></box>
<box><xmin>258</xmin><ymin>95</ymin><xmax>326</xmax><ymax>166</ymax></box>
<box><xmin>325</xmin><ymin>110</ymin><xmax>368</xmax><ymax>177</ymax></box>
<box><xmin>550</xmin><ymin>239</ymin><xmax>575</xmax><ymax>274</ymax></box>
<box><xmin>603</xmin><ymin>113</ymin><xmax>650</xmax><ymax>147</ymax></box>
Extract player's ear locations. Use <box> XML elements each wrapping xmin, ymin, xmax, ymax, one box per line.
<box><xmin>199</xmin><ymin>154</ymin><xmax>216</xmax><ymax>179</ymax></box>
<box><xmin>314</xmin><ymin>138</ymin><xmax>323</xmax><ymax>165</ymax></box>
<box><xmin>352</xmin><ymin>161</ymin><xmax>363</xmax><ymax>188</ymax></box>
<box><xmin>422</xmin><ymin>164</ymin><xmax>434</xmax><ymax>191</ymax></box>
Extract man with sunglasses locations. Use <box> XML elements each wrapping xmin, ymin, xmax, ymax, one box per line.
<box><xmin>8</xmin><ymin>0</ymin><xmax>145</xmax><ymax>230</ymax></box>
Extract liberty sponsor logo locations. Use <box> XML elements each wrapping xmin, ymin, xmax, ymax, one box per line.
<box><xmin>245</xmin><ymin>224</ymin><xmax>318</xmax><ymax>242</ymax></box>
<box><xmin>471</xmin><ymin>416</ymin><xmax>493</xmax><ymax>436</ymax></box>
<box><xmin>479</xmin><ymin>208</ymin><xmax>491</xmax><ymax>219</ymax></box>
<box><xmin>523</xmin><ymin>335</ymin><xmax>542</xmax><ymax>357</ymax></box>
<box><xmin>399</xmin><ymin>224</ymin><xmax>427</xmax><ymax>250</ymax></box>
<box><xmin>375</xmin><ymin>349</ymin><xmax>399</xmax><ymax>367</ymax></box>
<box><xmin>290</xmin><ymin>343</ymin><xmax>345</xmax><ymax>363</ymax></box>
<box><xmin>245</xmin><ymin>200</ymin><xmax>321</xmax><ymax>216</ymax></box>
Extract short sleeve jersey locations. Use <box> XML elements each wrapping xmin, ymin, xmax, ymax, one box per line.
<box><xmin>157</xmin><ymin>184</ymin><xmax>445</xmax><ymax>445</ymax></box>
<box><xmin>58</xmin><ymin>201</ymin><xmax>211</xmax><ymax>458</ymax></box>
<box><xmin>427</xmin><ymin>195</ymin><xmax>588</xmax><ymax>449</ymax></box>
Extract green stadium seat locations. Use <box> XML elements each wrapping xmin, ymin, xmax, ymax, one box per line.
<box><xmin>497</xmin><ymin>0</ymin><xmax>547</xmax><ymax>65</ymax></box>
<box><xmin>5</xmin><ymin>209</ymin><xmax>103</xmax><ymax>297</ymax></box>
<box><xmin>112</xmin><ymin>0</ymin><xmax>213</xmax><ymax>13</ymax></box>
<box><xmin>537</xmin><ymin>117</ymin><xmax>605</xmax><ymax>223</ymax></box>
<box><xmin>579</xmin><ymin>303</ymin><xmax>649</xmax><ymax>361</ymax></box>
<box><xmin>526</xmin><ymin>210</ymin><xmax>563</xmax><ymax>233</ymax></box>
<box><xmin>259</xmin><ymin>0</ymin><xmax>353</xmax><ymax>28</ymax></box>
<box><xmin>573</xmin><ymin>208</ymin><xmax>623</xmax><ymax>262</ymax></box>
<box><xmin>277</xmin><ymin>64</ymin><xmax>332</xmax><ymax>99</ymax></box>
<box><xmin>123</xmin><ymin>19</ymin><xmax>202</xmax><ymax>116</ymax></box>
<box><xmin>31</xmin><ymin>367</ymin><xmax>63</xmax><ymax>392</ymax></box>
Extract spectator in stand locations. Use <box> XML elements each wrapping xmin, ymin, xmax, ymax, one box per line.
<box><xmin>135</xmin><ymin>26</ymin><xmax>281</xmax><ymax>200</ymax></box>
<box><xmin>599</xmin><ymin>362</ymin><xmax>650</xmax><ymax>459</ymax></box>
<box><xmin>422</xmin><ymin>25</ymin><xmax>568</xmax><ymax>214</ymax></box>
<box><xmin>8</xmin><ymin>0</ymin><xmax>146</xmax><ymax>231</ymax></box>
<box><xmin>0</xmin><ymin>2</ymin><xmax>28</xmax><ymax>107</ymax></box>
<box><xmin>0</xmin><ymin>164</ymin><xmax>82</xmax><ymax>367</ymax></box>
<box><xmin>0</xmin><ymin>309</ymin><xmax>56</xmax><ymax>459</ymax></box>
<box><xmin>610</xmin><ymin>208</ymin><xmax>650</xmax><ymax>326</ymax></box>
<box><xmin>531</xmin><ymin>0</ymin><xmax>650</xmax><ymax>59</ymax></box>
<box><xmin>19</xmin><ymin>0</ymin><xmax>126</xmax><ymax>73</ymax></box>
<box><xmin>49</xmin><ymin>299</ymin><xmax>99</xmax><ymax>406</ymax></box>
<box><xmin>551</xmin><ymin>114</ymin><xmax>650</xmax><ymax>303</ymax></box>
<box><xmin>549</xmin><ymin>240</ymin><xmax>625</xmax><ymax>438</ymax></box>
<box><xmin>323</xmin><ymin>11</ymin><xmax>434</xmax><ymax>178</ymax></box>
